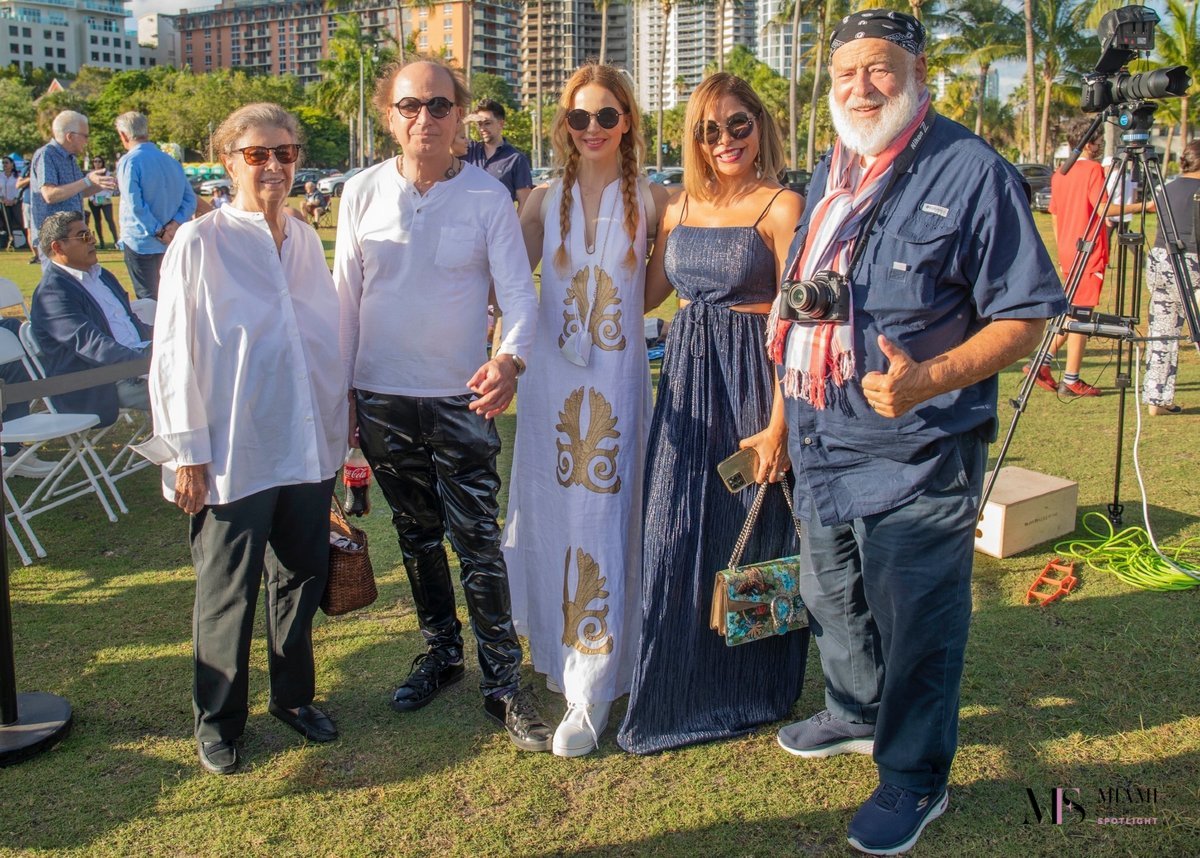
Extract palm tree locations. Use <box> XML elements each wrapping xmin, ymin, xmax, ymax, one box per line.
<box><xmin>593</xmin><ymin>0</ymin><xmax>624</xmax><ymax>63</ymax></box>
<box><xmin>766</xmin><ymin>0</ymin><xmax>811</xmax><ymax>168</ymax></box>
<box><xmin>1032</xmin><ymin>0</ymin><xmax>1093</xmax><ymax>164</ymax></box>
<box><xmin>714</xmin><ymin>0</ymin><xmax>745</xmax><ymax>73</ymax></box>
<box><xmin>652</xmin><ymin>0</ymin><xmax>677</xmax><ymax>171</ymax></box>
<box><xmin>908</xmin><ymin>0</ymin><xmax>933</xmax><ymax>23</ymax></box>
<box><xmin>327</xmin><ymin>0</ymin><xmax>408</xmax><ymax>64</ymax></box>
<box><xmin>1156</xmin><ymin>0</ymin><xmax>1200</xmax><ymax>165</ymax></box>
<box><xmin>317</xmin><ymin>13</ymin><xmax>397</xmax><ymax>167</ymax></box>
<box><xmin>937</xmin><ymin>0</ymin><xmax>1023</xmax><ymax>139</ymax></box>
<box><xmin>806</xmin><ymin>0</ymin><xmax>838</xmax><ymax>171</ymax></box>
<box><xmin>1023</xmin><ymin>0</ymin><xmax>1037</xmax><ymax>160</ymax></box>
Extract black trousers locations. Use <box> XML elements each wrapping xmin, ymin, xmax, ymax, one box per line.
<box><xmin>356</xmin><ymin>390</ymin><xmax>521</xmax><ymax>695</ymax></box>
<box><xmin>190</xmin><ymin>477</ymin><xmax>333</xmax><ymax>742</ymax></box>
<box><xmin>123</xmin><ymin>246</ymin><xmax>165</xmax><ymax>300</ymax></box>
<box><xmin>87</xmin><ymin>200</ymin><xmax>116</xmax><ymax>247</ymax></box>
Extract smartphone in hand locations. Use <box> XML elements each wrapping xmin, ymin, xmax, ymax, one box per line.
<box><xmin>717</xmin><ymin>448</ymin><xmax>759</xmax><ymax>493</ymax></box>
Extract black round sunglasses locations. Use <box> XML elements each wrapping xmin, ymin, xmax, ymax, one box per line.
<box><xmin>566</xmin><ymin>107</ymin><xmax>625</xmax><ymax>131</ymax></box>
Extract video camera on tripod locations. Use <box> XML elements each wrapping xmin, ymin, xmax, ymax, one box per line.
<box><xmin>984</xmin><ymin>4</ymin><xmax>1200</xmax><ymax>528</ymax></box>
<box><xmin>1079</xmin><ymin>6</ymin><xmax>1188</xmax><ymax>114</ymax></box>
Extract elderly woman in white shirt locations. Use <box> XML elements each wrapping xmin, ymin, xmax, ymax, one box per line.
<box><xmin>138</xmin><ymin>103</ymin><xmax>347</xmax><ymax>776</ymax></box>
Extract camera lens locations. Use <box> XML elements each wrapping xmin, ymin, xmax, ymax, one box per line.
<box><xmin>1112</xmin><ymin>66</ymin><xmax>1190</xmax><ymax>102</ymax></box>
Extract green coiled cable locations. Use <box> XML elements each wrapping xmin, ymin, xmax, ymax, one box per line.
<box><xmin>1054</xmin><ymin>512</ymin><xmax>1200</xmax><ymax>591</ymax></box>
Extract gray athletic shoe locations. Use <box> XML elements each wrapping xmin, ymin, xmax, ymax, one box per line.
<box><xmin>777</xmin><ymin>709</ymin><xmax>875</xmax><ymax>758</ymax></box>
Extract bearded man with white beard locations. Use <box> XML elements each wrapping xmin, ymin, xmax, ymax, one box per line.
<box><xmin>766</xmin><ymin>10</ymin><xmax>1068</xmax><ymax>856</ymax></box>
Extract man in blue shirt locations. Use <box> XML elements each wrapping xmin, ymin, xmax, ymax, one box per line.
<box><xmin>30</xmin><ymin>111</ymin><xmax>117</xmax><ymax>254</ymax></box>
<box><xmin>768</xmin><ymin>11</ymin><xmax>1066</xmax><ymax>856</ymax></box>
<box><xmin>464</xmin><ymin>99</ymin><xmax>534</xmax><ymax>207</ymax></box>
<box><xmin>114</xmin><ymin>111</ymin><xmax>197</xmax><ymax>299</ymax></box>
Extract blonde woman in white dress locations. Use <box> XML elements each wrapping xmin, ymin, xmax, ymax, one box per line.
<box><xmin>503</xmin><ymin>64</ymin><xmax>668</xmax><ymax>757</ymax></box>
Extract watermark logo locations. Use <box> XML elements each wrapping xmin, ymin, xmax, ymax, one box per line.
<box><xmin>1022</xmin><ymin>784</ymin><xmax>1159</xmax><ymax>826</ymax></box>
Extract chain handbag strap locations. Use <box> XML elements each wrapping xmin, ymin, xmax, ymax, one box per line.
<box><xmin>727</xmin><ymin>479</ymin><xmax>804</xmax><ymax>569</ymax></box>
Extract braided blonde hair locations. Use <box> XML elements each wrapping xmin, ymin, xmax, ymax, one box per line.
<box><xmin>549</xmin><ymin>64</ymin><xmax>646</xmax><ymax>276</ymax></box>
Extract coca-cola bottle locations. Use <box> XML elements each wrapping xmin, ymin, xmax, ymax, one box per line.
<box><xmin>342</xmin><ymin>447</ymin><xmax>372</xmax><ymax>517</ymax></box>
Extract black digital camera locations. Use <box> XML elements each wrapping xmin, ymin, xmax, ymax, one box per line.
<box><xmin>779</xmin><ymin>270</ymin><xmax>851</xmax><ymax>323</ymax></box>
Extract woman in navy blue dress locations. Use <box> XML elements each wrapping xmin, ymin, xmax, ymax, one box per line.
<box><xmin>617</xmin><ymin>73</ymin><xmax>809</xmax><ymax>754</ymax></box>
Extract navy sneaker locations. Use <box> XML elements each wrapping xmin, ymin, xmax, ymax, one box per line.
<box><xmin>776</xmin><ymin>709</ymin><xmax>875</xmax><ymax>758</ymax></box>
<box><xmin>847</xmin><ymin>783</ymin><xmax>948</xmax><ymax>856</ymax></box>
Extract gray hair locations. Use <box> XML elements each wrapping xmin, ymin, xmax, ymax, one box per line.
<box><xmin>114</xmin><ymin>111</ymin><xmax>149</xmax><ymax>140</ymax></box>
<box><xmin>51</xmin><ymin>110</ymin><xmax>88</xmax><ymax>143</ymax></box>
<box><xmin>40</xmin><ymin>210</ymin><xmax>85</xmax><ymax>257</ymax></box>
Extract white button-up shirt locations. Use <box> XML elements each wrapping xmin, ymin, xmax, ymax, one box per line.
<box><xmin>334</xmin><ymin>160</ymin><xmax>536</xmax><ymax>396</ymax></box>
<box><xmin>51</xmin><ymin>261</ymin><xmax>147</xmax><ymax>349</ymax></box>
<box><xmin>137</xmin><ymin>205</ymin><xmax>348</xmax><ymax>506</ymax></box>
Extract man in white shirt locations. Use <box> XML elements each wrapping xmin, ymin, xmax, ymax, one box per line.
<box><xmin>29</xmin><ymin>210</ymin><xmax>151</xmax><ymax>428</ymax></box>
<box><xmin>334</xmin><ymin>59</ymin><xmax>549</xmax><ymax>751</ymax></box>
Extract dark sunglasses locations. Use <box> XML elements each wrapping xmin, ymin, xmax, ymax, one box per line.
<box><xmin>566</xmin><ymin>107</ymin><xmax>624</xmax><ymax>131</ymax></box>
<box><xmin>394</xmin><ymin>97</ymin><xmax>455</xmax><ymax>119</ymax></box>
<box><xmin>232</xmin><ymin>144</ymin><xmax>301</xmax><ymax>166</ymax></box>
<box><xmin>694</xmin><ymin>112</ymin><xmax>757</xmax><ymax>146</ymax></box>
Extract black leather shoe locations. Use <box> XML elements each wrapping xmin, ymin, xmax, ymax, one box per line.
<box><xmin>390</xmin><ymin>651</ymin><xmax>465</xmax><ymax>712</ymax></box>
<box><xmin>268</xmin><ymin>702</ymin><xmax>339</xmax><ymax>743</ymax></box>
<box><xmin>483</xmin><ymin>685</ymin><xmax>553</xmax><ymax>752</ymax></box>
<box><xmin>198</xmin><ymin>739</ymin><xmax>238</xmax><ymax>774</ymax></box>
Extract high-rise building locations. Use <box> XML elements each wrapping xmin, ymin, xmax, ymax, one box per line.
<box><xmin>757</xmin><ymin>0</ymin><xmax>814</xmax><ymax>82</ymax></box>
<box><xmin>631</xmin><ymin>1</ymin><xmax>755</xmax><ymax>113</ymax></box>
<box><xmin>0</xmin><ymin>0</ymin><xmax>139</xmax><ymax>77</ymax></box>
<box><xmin>137</xmin><ymin>13</ymin><xmax>181</xmax><ymax>69</ymax></box>
<box><xmin>175</xmin><ymin>0</ymin><xmax>521</xmax><ymax>93</ymax></box>
<box><xmin>520</xmin><ymin>0</ymin><xmax>629</xmax><ymax>108</ymax></box>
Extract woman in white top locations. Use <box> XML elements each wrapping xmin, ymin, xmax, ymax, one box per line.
<box><xmin>503</xmin><ymin>64</ymin><xmax>668</xmax><ymax>757</ymax></box>
<box><xmin>139</xmin><ymin>103</ymin><xmax>347</xmax><ymax>776</ymax></box>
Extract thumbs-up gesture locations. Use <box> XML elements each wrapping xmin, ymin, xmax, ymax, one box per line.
<box><xmin>860</xmin><ymin>335</ymin><xmax>933</xmax><ymax>418</ymax></box>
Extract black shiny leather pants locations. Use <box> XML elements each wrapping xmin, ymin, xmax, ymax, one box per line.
<box><xmin>356</xmin><ymin>390</ymin><xmax>521</xmax><ymax>695</ymax></box>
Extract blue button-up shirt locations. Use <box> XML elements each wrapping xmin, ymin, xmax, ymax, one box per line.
<box><xmin>464</xmin><ymin>140</ymin><xmax>533</xmax><ymax>202</ymax></box>
<box><xmin>30</xmin><ymin>140</ymin><xmax>83</xmax><ymax>230</ymax></box>
<box><xmin>783</xmin><ymin>114</ymin><xmax>1067</xmax><ymax>526</ymax></box>
<box><xmin>117</xmin><ymin>141</ymin><xmax>196</xmax><ymax>255</ymax></box>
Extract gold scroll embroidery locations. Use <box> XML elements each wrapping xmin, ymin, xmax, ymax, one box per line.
<box><xmin>561</xmin><ymin>546</ymin><xmax>613</xmax><ymax>655</ymax></box>
<box><xmin>555</xmin><ymin>386</ymin><xmax>621</xmax><ymax>494</ymax></box>
<box><xmin>558</xmin><ymin>265</ymin><xmax>626</xmax><ymax>352</ymax></box>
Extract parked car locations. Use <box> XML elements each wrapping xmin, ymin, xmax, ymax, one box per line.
<box><xmin>1013</xmin><ymin>163</ymin><xmax>1053</xmax><ymax>194</ymax></box>
<box><xmin>290</xmin><ymin>168</ymin><xmax>323</xmax><ymax>196</ymax></box>
<box><xmin>198</xmin><ymin>177</ymin><xmax>232</xmax><ymax>196</ymax></box>
<box><xmin>531</xmin><ymin>166</ymin><xmax>552</xmax><ymax>186</ymax></box>
<box><xmin>781</xmin><ymin>169</ymin><xmax>811</xmax><ymax>196</ymax></box>
<box><xmin>1033</xmin><ymin>187</ymin><xmax>1052</xmax><ymax>213</ymax></box>
<box><xmin>318</xmin><ymin>167</ymin><xmax>365</xmax><ymax>196</ymax></box>
<box><xmin>648</xmin><ymin>167</ymin><xmax>684</xmax><ymax>186</ymax></box>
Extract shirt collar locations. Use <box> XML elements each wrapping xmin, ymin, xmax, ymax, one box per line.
<box><xmin>51</xmin><ymin>260</ymin><xmax>101</xmax><ymax>283</ymax></box>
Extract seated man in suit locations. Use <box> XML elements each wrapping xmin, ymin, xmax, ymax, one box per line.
<box><xmin>29</xmin><ymin>210</ymin><xmax>150</xmax><ymax>428</ymax></box>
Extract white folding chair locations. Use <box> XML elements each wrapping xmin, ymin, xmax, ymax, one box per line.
<box><xmin>129</xmin><ymin>298</ymin><xmax>156</xmax><ymax>327</ymax></box>
<box><xmin>0</xmin><ymin>329</ymin><xmax>118</xmax><ymax>565</ymax></box>
<box><xmin>18</xmin><ymin>322</ymin><xmax>148</xmax><ymax>512</ymax></box>
<box><xmin>0</xmin><ymin>278</ymin><xmax>29</xmax><ymax>318</ymax></box>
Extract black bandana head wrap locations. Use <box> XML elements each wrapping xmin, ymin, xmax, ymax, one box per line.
<box><xmin>830</xmin><ymin>9</ymin><xmax>926</xmax><ymax>57</ymax></box>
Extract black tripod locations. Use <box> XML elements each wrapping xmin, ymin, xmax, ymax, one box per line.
<box><xmin>981</xmin><ymin>100</ymin><xmax>1200</xmax><ymax>524</ymax></box>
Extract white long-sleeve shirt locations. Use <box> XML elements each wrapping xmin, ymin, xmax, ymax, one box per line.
<box><xmin>136</xmin><ymin>204</ymin><xmax>348</xmax><ymax>505</ymax></box>
<box><xmin>334</xmin><ymin>159</ymin><xmax>536</xmax><ymax>396</ymax></box>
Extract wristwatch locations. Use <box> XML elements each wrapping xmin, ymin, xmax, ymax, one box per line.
<box><xmin>510</xmin><ymin>355</ymin><xmax>526</xmax><ymax>377</ymax></box>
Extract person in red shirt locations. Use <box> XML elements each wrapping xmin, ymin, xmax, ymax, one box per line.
<box><xmin>1025</xmin><ymin>138</ymin><xmax>1107</xmax><ymax>397</ymax></box>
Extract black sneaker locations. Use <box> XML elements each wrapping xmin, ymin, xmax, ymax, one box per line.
<box><xmin>390</xmin><ymin>650</ymin><xmax>464</xmax><ymax>712</ymax></box>
<box><xmin>483</xmin><ymin>685</ymin><xmax>553</xmax><ymax>752</ymax></box>
<box><xmin>847</xmin><ymin>783</ymin><xmax>948</xmax><ymax>855</ymax></box>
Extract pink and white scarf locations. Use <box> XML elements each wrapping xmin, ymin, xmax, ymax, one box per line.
<box><xmin>768</xmin><ymin>95</ymin><xmax>930</xmax><ymax>409</ymax></box>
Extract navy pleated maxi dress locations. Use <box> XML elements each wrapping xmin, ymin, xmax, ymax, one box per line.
<box><xmin>617</xmin><ymin>222</ymin><xmax>809</xmax><ymax>754</ymax></box>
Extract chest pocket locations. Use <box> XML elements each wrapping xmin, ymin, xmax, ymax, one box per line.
<box><xmin>435</xmin><ymin>226</ymin><xmax>484</xmax><ymax>269</ymax></box>
<box><xmin>860</xmin><ymin>209</ymin><xmax>959</xmax><ymax>326</ymax></box>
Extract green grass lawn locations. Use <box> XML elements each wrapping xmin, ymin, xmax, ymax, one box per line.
<box><xmin>0</xmin><ymin>207</ymin><xmax>1198</xmax><ymax>856</ymax></box>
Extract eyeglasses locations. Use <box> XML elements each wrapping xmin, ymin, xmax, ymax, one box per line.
<box><xmin>68</xmin><ymin>129</ymin><xmax>90</xmax><ymax>139</ymax></box>
<box><xmin>230</xmin><ymin>144</ymin><xmax>302</xmax><ymax>166</ymax></box>
<box><xmin>566</xmin><ymin>108</ymin><xmax>624</xmax><ymax>131</ymax></box>
<box><xmin>694</xmin><ymin>112</ymin><xmax>757</xmax><ymax>146</ymax></box>
<box><xmin>394</xmin><ymin>97</ymin><xmax>455</xmax><ymax>119</ymax></box>
<box><xmin>67</xmin><ymin>228</ymin><xmax>95</xmax><ymax>243</ymax></box>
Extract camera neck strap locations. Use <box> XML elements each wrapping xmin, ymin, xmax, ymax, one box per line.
<box><xmin>843</xmin><ymin>107</ymin><xmax>936</xmax><ymax>280</ymax></box>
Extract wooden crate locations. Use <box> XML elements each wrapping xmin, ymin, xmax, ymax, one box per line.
<box><xmin>974</xmin><ymin>466</ymin><xmax>1079</xmax><ymax>559</ymax></box>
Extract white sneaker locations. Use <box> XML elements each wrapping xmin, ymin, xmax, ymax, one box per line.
<box><xmin>552</xmin><ymin>700</ymin><xmax>610</xmax><ymax>758</ymax></box>
<box><xmin>3</xmin><ymin>453</ymin><xmax>57</xmax><ymax>479</ymax></box>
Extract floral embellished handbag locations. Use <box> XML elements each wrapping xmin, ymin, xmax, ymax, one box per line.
<box><xmin>710</xmin><ymin>481</ymin><xmax>808</xmax><ymax>647</ymax></box>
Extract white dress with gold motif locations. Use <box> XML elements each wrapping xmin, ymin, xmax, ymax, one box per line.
<box><xmin>502</xmin><ymin>178</ymin><xmax>650</xmax><ymax>705</ymax></box>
